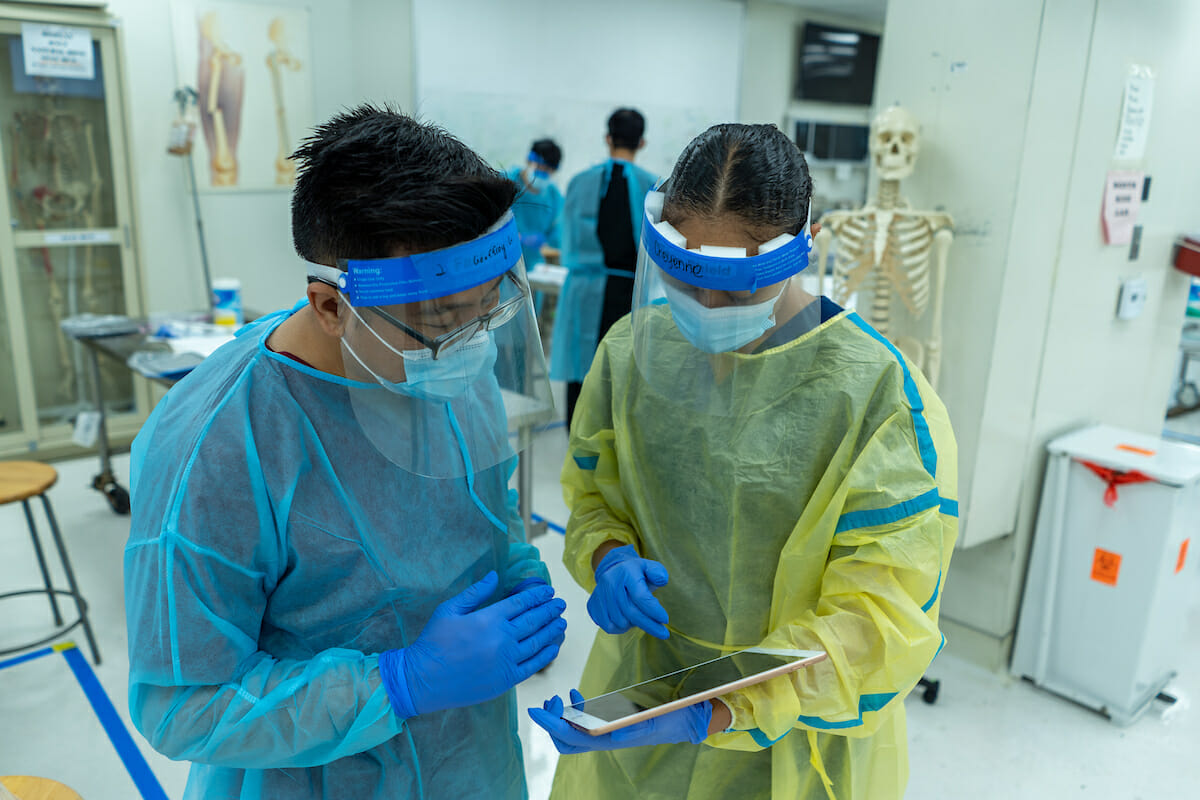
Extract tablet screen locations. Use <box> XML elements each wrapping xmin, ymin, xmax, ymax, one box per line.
<box><xmin>567</xmin><ymin>648</ymin><xmax>818</xmax><ymax>725</ymax></box>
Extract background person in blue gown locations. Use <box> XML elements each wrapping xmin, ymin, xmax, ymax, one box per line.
<box><xmin>549</xmin><ymin>108</ymin><xmax>657</xmax><ymax>428</ymax></box>
<box><xmin>505</xmin><ymin>138</ymin><xmax>565</xmax><ymax>270</ymax></box>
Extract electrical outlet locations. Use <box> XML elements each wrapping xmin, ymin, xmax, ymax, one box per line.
<box><xmin>1116</xmin><ymin>278</ymin><xmax>1148</xmax><ymax>320</ymax></box>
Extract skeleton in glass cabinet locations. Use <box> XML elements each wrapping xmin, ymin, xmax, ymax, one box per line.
<box><xmin>815</xmin><ymin>106</ymin><xmax>955</xmax><ymax>388</ymax></box>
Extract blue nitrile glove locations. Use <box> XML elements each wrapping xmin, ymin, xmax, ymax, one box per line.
<box><xmin>379</xmin><ymin>571</ymin><xmax>567</xmax><ymax>718</ymax></box>
<box><xmin>588</xmin><ymin>545</ymin><xmax>670</xmax><ymax>639</ymax></box>
<box><xmin>527</xmin><ymin>689</ymin><xmax>711</xmax><ymax>754</ymax></box>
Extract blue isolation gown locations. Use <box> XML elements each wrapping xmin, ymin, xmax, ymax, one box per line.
<box><xmin>548</xmin><ymin>159</ymin><xmax>657</xmax><ymax>383</ymax></box>
<box><xmin>124</xmin><ymin>307</ymin><xmax>549</xmax><ymax>800</ymax></box>
<box><xmin>504</xmin><ymin>165</ymin><xmax>564</xmax><ymax>268</ymax></box>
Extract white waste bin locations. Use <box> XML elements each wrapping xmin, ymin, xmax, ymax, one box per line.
<box><xmin>1011</xmin><ymin>424</ymin><xmax>1200</xmax><ymax>725</ymax></box>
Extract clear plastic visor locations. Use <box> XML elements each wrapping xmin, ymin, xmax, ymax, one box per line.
<box><xmin>630</xmin><ymin>192</ymin><xmax>825</xmax><ymax>416</ymax></box>
<box><xmin>308</xmin><ymin>220</ymin><xmax>554</xmax><ymax>478</ymax></box>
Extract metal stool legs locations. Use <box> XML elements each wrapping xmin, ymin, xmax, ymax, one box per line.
<box><xmin>38</xmin><ymin>494</ymin><xmax>101</xmax><ymax>665</ymax></box>
<box><xmin>0</xmin><ymin>491</ymin><xmax>101</xmax><ymax>665</ymax></box>
<box><xmin>20</xmin><ymin>499</ymin><xmax>63</xmax><ymax>626</ymax></box>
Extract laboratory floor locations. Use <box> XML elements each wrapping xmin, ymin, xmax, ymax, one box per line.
<box><xmin>0</xmin><ymin>404</ymin><xmax>1197</xmax><ymax>799</ymax></box>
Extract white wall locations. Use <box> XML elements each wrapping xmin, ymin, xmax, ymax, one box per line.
<box><xmin>105</xmin><ymin>0</ymin><xmax>412</xmax><ymax>317</ymax></box>
<box><xmin>875</xmin><ymin>0</ymin><xmax>1200</xmax><ymax>667</ymax></box>
<box><xmin>350</xmin><ymin>0</ymin><xmax>414</xmax><ymax>114</ymax></box>
<box><xmin>412</xmin><ymin>0</ymin><xmax>743</xmax><ymax>186</ymax></box>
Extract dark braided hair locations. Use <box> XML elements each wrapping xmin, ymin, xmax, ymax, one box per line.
<box><xmin>662</xmin><ymin>123</ymin><xmax>812</xmax><ymax>240</ymax></box>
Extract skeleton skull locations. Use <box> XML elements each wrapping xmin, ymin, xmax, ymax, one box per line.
<box><xmin>870</xmin><ymin>105</ymin><xmax>920</xmax><ymax>181</ymax></box>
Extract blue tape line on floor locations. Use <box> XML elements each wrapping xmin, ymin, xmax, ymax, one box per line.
<box><xmin>60</xmin><ymin>644</ymin><xmax>170</xmax><ymax>800</ymax></box>
<box><xmin>532</xmin><ymin>512</ymin><xmax>566</xmax><ymax>535</ymax></box>
<box><xmin>0</xmin><ymin>646</ymin><xmax>55</xmax><ymax>672</ymax></box>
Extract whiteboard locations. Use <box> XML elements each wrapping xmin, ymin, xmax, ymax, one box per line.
<box><xmin>412</xmin><ymin>0</ymin><xmax>744</xmax><ymax>183</ymax></box>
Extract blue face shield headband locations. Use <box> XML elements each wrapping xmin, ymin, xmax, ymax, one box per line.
<box><xmin>640</xmin><ymin>191</ymin><xmax>813</xmax><ymax>292</ymax></box>
<box><xmin>527</xmin><ymin>150</ymin><xmax>552</xmax><ymax>178</ymax></box>
<box><xmin>307</xmin><ymin>212</ymin><xmax>521</xmax><ymax>307</ymax></box>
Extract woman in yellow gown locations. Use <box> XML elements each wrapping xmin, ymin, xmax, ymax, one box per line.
<box><xmin>529</xmin><ymin>123</ymin><xmax>958</xmax><ymax>800</ymax></box>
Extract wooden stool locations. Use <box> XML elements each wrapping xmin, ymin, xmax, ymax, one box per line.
<box><xmin>0</xmin><ymin>463</ymin><xmax>100</xmax><ymax>664</ymax></box>
<box><xmin>0</xmin><ymin>776</ymin><xmax>84</xmax><ymax>800</ymax></box>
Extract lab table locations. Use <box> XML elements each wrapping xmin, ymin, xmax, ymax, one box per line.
<box><xmin>63</xmin><ymin>323</ymin><xmax>185</xmax><ymax>513</ymax></box>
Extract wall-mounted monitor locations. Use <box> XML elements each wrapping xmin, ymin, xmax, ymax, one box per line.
<box><xmin>794</xmin><ymin>22</ymin><xmax>880</xmax><ymax>106</ymax></box>
<box><xmin>795</xmin><ymin>120</ymin><xmax>870</xmax><ymax>162</ymax></box>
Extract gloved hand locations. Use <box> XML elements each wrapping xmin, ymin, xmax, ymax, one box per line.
<box><xmin>379</xmin><ymin>571</ymin><xmax>566</xmax><ymax>718</ymax></box>
<box><xmin>528</xmin><ymin>690</ymin><xmax>712</xmax><ymax>754</ymax></box>
<box><xmin>588</xmin><ymin>545</ymin><xmax>670</xmax><ymax>639</ymax></box>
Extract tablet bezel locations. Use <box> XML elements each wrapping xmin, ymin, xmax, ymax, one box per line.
<box><xmin>560</xmin><ymin>647</ymin><xmax>827</xmax><ymax>736</ymax></box>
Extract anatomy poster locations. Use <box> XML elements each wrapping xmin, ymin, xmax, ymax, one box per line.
<box><xmin>172</xmin><ymin>1</ymin><xmax>313</xmax><ymax>191</ymax></box>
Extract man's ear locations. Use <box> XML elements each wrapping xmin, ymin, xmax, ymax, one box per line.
<box><xmin>637</xmin><ymin>138</ymin><xmax>646</xmax><ymax>151</ymax></box>
<box><xmin>307</xmin><ymin>282</ymin><xmax>345</xmax><ymax>338</ymax></box>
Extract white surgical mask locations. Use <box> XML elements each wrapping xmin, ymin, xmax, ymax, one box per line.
<box><xmin>346</xmin><ymin>317</ymin><xmax>498</xmax><ymax>402</ymax></box>
<box><xmin>662</xmin><ymin>281</ymin><xmax>783</xmax><ymax>354</ymax></box>
<box><xmin>395</xmin><ymin>331</ymin><xmax>497</xmax><ymax>401</ymax></box>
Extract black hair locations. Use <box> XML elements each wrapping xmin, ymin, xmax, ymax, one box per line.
<box><xmin>290</xmin><ymin>104</ymin><xmax>518</xmax><ymax>265</ymax></box>
<box><xmin>662</xmin><ymin>123</ymin><xmax>813</xmax><ymax>239</ymax></box>
<box><xmin>607</xmin><ymin>108</ymin><xmax>645</xmax><ymax>150</ymax></box>
<box><xmin>530</xmin><ymin>138</ymin><xmax>562</xmax><ymax>170</ymax></box>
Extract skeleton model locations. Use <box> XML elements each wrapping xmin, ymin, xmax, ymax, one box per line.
<box><xmin>266</xmin><ymin>17</ymin><xmax>302</xmax><ymax>186</ymax></box>
<box><xmin>199</xmin><ymin>12</ymin><xmax>244</xmax><ymax>187</ymax></box>
<box><xmin>10</xmin><ymin>100</ymin><xmax>105</xmax><ymax>405</ymax></box>
<box><xmin>815</xmin><ymin>106</ymin><xmax>954</xmax><ymax>387</ymax></box>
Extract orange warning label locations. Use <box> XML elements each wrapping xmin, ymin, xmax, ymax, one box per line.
<box><xmin>1091</xmin><ymin>548</ymin><xmax>1122</xmax><ymax>586</ymax></box>
<box><xmin>1116</xmin><ymin>443</ymin><xmax>1155</xmax><ymax>456</ymax></box>
<box><xmin>1177</xmin><ymin>539</ymin><xmax>1190</xmax><ymax>574</ymax></box>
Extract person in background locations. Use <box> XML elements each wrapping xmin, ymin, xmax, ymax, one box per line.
<box><xmin>529</xmin><ymin>123</ymin><xmax>957</xmax><ymax>800</ymax></box>
<box><xmin>549</xmin><ymin>108</ymin><xmax>657</xmax><ymax>428</ymax></box>
<box><xmin>506</xmin><ymin>138</ymin><xmax>565</xmax><ymax>269</ymax></box>
<box><xmin>125</xmin><ymin>105</ymin><xmax>566</xmax><ymax>800</ymax></box>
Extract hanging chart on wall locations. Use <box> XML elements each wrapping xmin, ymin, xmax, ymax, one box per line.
<box><xmin>170</xmin><ymin>1</ymin><xmax>313</xmax><ymax>191</ymax></box>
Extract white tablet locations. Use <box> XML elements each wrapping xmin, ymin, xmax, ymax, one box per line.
<box><xmin>560</xmin><ymin>647</ymin><xmax>827</xmax><ymax>736</ymax></box>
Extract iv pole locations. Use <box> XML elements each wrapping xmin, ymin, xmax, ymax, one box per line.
<box><xmin>172</xmin><ymin>87</ymin><xmax>214</xmax><ymax>313</ymax></box>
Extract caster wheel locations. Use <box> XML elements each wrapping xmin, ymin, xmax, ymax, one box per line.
<box><xmin>104</xmin><ymin>483</ymin><xmax>130</xmax><ymax>515</ymax></box>
<box><xmin>1179</xmin><ymin>384</ymin><xmax>1200</xmax><ymax>409</ymax></box>
<box><xmin>921</xmin><ymin>679</ymin><xmax>940</xmax><ymax>705</ymax></box>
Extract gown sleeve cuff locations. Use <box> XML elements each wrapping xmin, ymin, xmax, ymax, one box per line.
<box><xmin>378</xmin><ymin>649</ymin><xmax>417</xmax><ymax>719</ymax></box>
<box><xmin>564</xmin><ymin>528</ymin><xmax>637</xmax><ymax>592</ymax></box>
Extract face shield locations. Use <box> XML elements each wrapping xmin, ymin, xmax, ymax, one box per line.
<box><xmin>308</xmin><ymin>211</ymin><xmax>553</xmax><ymax>478</ymax></box>
<box><xmin>630</xmin><ymin>191</ymin><xmax>822</xmax><ymax>416</ymax></box>
<box><xmin>527</xmin><ymin>150</ymin><xmax>553</xmax><ymax>179</ymax></box>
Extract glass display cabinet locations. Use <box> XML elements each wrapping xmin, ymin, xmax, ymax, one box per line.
<box><xmin>0</xmin><ymin>3</ymin><xmax>147</xmax><ymax>459</ymax></box>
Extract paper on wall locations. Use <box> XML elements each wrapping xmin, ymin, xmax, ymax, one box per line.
<box><xmin>1113</xmin><ymin>65</ymin><xmax>1154</xmax><ymax>162</ymax></box>
<box><xmin>1101</xmin><ymin>170</ymin><xmax>1144</xmax><ymax>246</ymax></box>
<box><xmin>21</xmin><ymin>23</ymin><xmax>95</xmax><ymax>80</ymax></box>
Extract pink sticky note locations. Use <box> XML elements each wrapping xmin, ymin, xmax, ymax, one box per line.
<box><xmin>1102</xmin><ymin>170</ymin><xmax>1144</xmax><ymax>245</ymax></box>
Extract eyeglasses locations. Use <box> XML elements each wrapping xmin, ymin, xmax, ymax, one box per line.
<box><xmin>369</xmin><ymin>272</ymin><xmax>526</xmax><ymax>359</ymax></box>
